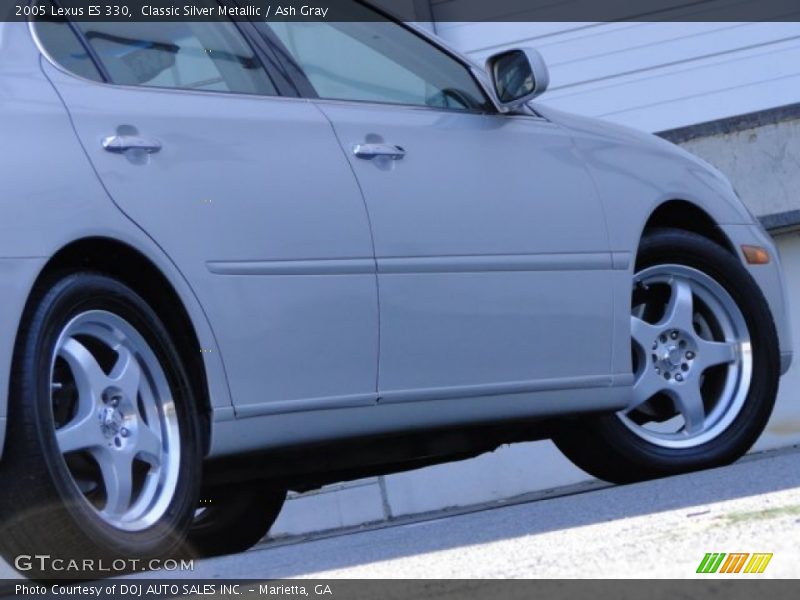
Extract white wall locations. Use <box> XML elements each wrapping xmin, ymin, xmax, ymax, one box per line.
<box><xmin>678</xmin><ymin>118</ymin><xmax>800</xmax><ymax>216</ymax></box>
<box><xmin>435</xmin><ymin>21</ymin><xmax>800</xmax><ymax>132</ymax></box>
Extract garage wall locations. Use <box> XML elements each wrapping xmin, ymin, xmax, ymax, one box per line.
<box><xmin>436</xmin><ymin>21</ymin><xmax>800</xmax><ymax>132</ymax></box>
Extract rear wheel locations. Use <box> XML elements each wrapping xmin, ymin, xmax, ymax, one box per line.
<box><xmin>0</xmin><ymin>273</ymin><xmax>202</xmax><ymax>579</ymax></box>
<box><xmin>554</xmin><ymin>229</ymin><xmax>779</xmax><ymax>483</ymax></box>
<box><xmin>187</xmin><ymin>483</ymin><xmax>286</xmax><ymax>557</ymax></box>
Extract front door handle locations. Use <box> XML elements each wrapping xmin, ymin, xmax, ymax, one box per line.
<box><xmin>353</xmin><ymin>143</ymin><xmax>405</xmax><ymax>160</ymax></box>
<box><xmin>102</xmin><ymin>135</ymin><xmax>162</xmax><ymax>154</ymax></box>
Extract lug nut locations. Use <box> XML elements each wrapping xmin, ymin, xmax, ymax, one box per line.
<box><xmin>670</xmin><ymin>331</ymin><xmax>679</xmax><ymax>340</ymax></box>
<box><xmin>104</xmin><ymin>393</ymin><xmax>122</xmax><ymax>407</ymax></box>
<box><xmin>120</xmin><ymin>428</ymin><xmax>130</xmax><ymax>438</ymax></box>
<box><xmin>675</xmin><ymin>374</ymin><xmax>684</xmax><ymax>382</ymax></box>
<box><xmin>686</xmin><ymin>351</ymin><xmax>695</xmax><ymax>360</ymax></box>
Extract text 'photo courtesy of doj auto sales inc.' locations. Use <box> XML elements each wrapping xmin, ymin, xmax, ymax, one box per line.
<box><xmin>13</xmin><ymin>583</ymin><xmax>334</xmax><ymax>598</ymax></box>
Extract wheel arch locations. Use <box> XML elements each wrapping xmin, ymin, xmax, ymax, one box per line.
<box><xmin>640</xmin><ymin>199</ymin><xmax>737</xmax><ymax>255</ymax></box>
<box><xmin>19</xmin><ymin>237</ymin><xmax>214</xmax><ymax>454</ymax></box>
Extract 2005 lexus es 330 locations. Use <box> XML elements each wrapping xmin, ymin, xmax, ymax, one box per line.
<box><xmin>0</xmin><ymin>0</ymin><xmax>793</xmax><ymax>577</ymax></box>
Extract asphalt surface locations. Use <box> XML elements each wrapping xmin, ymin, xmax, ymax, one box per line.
<box><xmin>2</xmin><ymin>446</ymin><xmax>798</xmax><ymax>579</ymax></box>
<box><xmin>155</xmin><ymin>446</ymin><xmax>800</xmax><ymax>579</ymax></box>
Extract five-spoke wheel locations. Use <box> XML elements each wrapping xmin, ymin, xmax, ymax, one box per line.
<box><xmin>554</xmin><ymin>229</ymin><xmax>779</xmax><ymax>484</ymax></box>
<box><xmin>0</xmin><ymin>274</ymin><xmax>201</xmax><ymax>579</ymax></box>
<box><xmin>52</xmin><ymin>310</ymin><xmax>181</xmax><ymax>531</ymax></box>
<box><xmin>623</xmin><ymin>265</ymin><xmax>752</xmax><ymax>447</ymax></box>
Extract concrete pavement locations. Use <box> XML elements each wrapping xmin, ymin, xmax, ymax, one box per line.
<box><xmin>1</xmin><ymin>446</ymin><xmax>798</xmax><ymax>579</ymax></box>
<box><xmin>144</xmin><ymin>445</ymin><xmax>800</xmax><ymax>579</ymax></box>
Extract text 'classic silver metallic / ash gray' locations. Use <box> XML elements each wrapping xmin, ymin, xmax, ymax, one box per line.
<box><xmin>0</xmin><ymin>0</ymin><xmax>793</xmax><ymax>578</ymax></box>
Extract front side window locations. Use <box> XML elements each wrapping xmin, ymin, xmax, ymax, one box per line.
<box><xmin>36</xmin><ymin>4</ymin><xmax>276</xmax><ymax>95</ymax></box>
<box><xmin>261</xmin><ymin>3</ymin><xmax>491</xmax><ymax>111</ymax></box>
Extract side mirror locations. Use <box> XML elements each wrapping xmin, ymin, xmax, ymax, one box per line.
<box><xmin>486</xmin><ymin>48</ymin><xmax>550</xmax><ymax>110</ymax></box>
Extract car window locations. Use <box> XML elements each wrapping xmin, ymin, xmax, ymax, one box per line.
<box><xmin>36</xmin><ymin>7</ymin><xmax>277</xmax><ymax>96</ymax></box>
<box><xmin>262</xmin><ymin>4</ymin><xmax>491</xmax><ymax>111</ymax></box>
<box><xmin>34</xmin><ymin>17</ymin><xmax>104</xmax><ymax>82</ymax></box>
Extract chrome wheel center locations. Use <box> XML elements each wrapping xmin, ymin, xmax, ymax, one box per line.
<box><xmin>98</xmin><ymin>406</ymin><xmax>125</xmax><ymax>438</ymax></box>
<box><xmin>651</xmin><ymin>328</ymin><xmax>697</xmax><ymax>383</ymax></box>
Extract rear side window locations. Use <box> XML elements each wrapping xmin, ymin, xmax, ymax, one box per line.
<box><xmin>34</xmin><ymin>18</ymin><xmax>104</xmax><ymax>82</ymax></box>
<box><xmin>36</xmin><ymin>13</ymin><xmax>277</xmax><ymax>95</ymax></box>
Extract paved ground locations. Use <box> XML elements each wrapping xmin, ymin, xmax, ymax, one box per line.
<box><xmin>154</xmin><ymin>446</ymin><xmax>800</xmax><ymax>579</ymax></box>
<box><xmin>2</xmin><ymin>447</ymin><xmax>799</xmax><ymax>579</ymax></box>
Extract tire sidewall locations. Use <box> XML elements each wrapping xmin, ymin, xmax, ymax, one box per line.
<box><xmin>186</xmin><ymin>483</ymin><xmax>286</xmax><ymax>557</ymax></box>
<box><xmin>599</xmin><ymin>230</ymin><xmax>779</xmax><ymax>472</ymax></box>
<box><xmin>17</xmin><ymin>273</ymin><xmax>201</xmax><ymax>559</ymax></box>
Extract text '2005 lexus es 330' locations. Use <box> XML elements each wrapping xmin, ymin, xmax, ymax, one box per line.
<box><xmin>0</xmin><ymin>0</ymin><xmax>793</xmax><ymax>578</ymax></box>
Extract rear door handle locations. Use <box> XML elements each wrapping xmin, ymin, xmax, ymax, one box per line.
<box><xmin>102</xmin><ymin>135</ymin><xmax>162</xmax><ymax>154</ymax></box>
<box><xmin>353</xmin><ymin>143</ymin><xmax>405</xmax><ymax>160</ymax></box>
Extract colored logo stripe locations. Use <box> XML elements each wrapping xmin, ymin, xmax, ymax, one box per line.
<box><xmin>720</xmin><ymin>553</ymin><xmax>749</xmax><ymax>573</ymax></box>
<box><xmin>744</xmin><ymin>554</ymin><xmax>773</xmax><ymax>574</ymax></box>
<box><xmin>697</xmin><ymin>553</ymin><xmax>773</xmax><ymax>574</ymax></box>
<box><xmin>697</xmin><ymin>553</ymin><xmax>726</xmax><ymax>573</ymax></box>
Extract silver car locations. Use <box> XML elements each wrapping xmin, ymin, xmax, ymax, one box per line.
<box><xmin>0</xmin><ymin>1</ymin><xmax>793</xmax><ymax>576</ymax></box>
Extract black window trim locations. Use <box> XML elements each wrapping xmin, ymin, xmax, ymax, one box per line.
<box><xmin>48</xmin><ymin>0</ymin><xmax>111</xmax><ymax>83</ymax></box>
<box><xmin>234</xmin><ymin>18</ymin><xmax>304</xmax><ymax>97</ymax></box>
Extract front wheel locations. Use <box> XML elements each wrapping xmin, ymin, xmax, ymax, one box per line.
<box><xmin>554</xmin><ymin>229</ymin><xmax>779</xmax><ymax>484</ymax></box>
<box><xmin>0</xmin><ymin>273</ymin><xmax>202</xmax><ymax>579</ymax></box>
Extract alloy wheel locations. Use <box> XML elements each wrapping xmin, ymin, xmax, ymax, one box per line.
<box><xmin>50</xmin><ymin>310</ymin><xmax>181</xmax><ymax>531</ymax></box>
<box><xmin>621</xmin><ymin>265</ymin><xmax>752</xmax><ymax>448</ymax></box>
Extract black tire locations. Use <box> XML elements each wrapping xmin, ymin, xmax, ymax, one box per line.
<box><xmin>0</xmin><ymin>273</ymin><xmax>202</xmax><ymax>579</ymax></box>
<box><xmin>553</xmin><ymin>228</ymin><xmax>780</xmax><ymax>484</ymax></box>
<box><xmin>186</xmin><ymin>483</ymin><xmax>286</xmax><ymax>557</ymax></box>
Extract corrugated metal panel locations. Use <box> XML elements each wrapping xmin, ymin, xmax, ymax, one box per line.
<box><xmin>433</xmin><ymin>15</ymin><xmax>800</xmax><ymax>131</ymax></box>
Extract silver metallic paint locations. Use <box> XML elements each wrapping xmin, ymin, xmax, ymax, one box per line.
<box><xmin>316</xmin><ymin>100</ymin><xmax>614</xmax><ymax>394</ymax></box>
<box><xmin>209</xmin><ymin>385</ymin><xmax>630</xmax><ymax>456</ymax></box>
<box><xmin>0</xmin><ymin>23</ymin><xmax>234</xmax><ymax>453</ymax></box>
<box><xmin>0</xmin><ymin>19</ymin><xmax>792</xmax><ymax>459</ymax></box>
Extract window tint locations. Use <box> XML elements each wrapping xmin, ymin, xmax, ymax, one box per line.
<box><xmin>37</xmin><ymin>10</ymin><xmax>276</xmax><ymax>95</ymax></box>
<box><xmin>262</xmin><ymin>4</ymin><xmax>490</xmax><ymax>111</ymax></box>
<box><xmin>34</xmin><ymin>18</ymin><xmax>103</xmax><ymax>82</ymax></box>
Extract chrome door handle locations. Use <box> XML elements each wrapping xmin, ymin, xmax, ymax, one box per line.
<box><xmin>102</xmin><ymin>135</ymin><xmax>162</xmax><ymax>154</ymax></box>
<box><xmin>353</xmin><ymin>143</ymin><xmax>405</xmax><ymax>160</ymax></box>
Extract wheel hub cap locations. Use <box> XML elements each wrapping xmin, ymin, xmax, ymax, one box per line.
<box><xmin>98</xmin><ymin>406</ymin><xmax>125</xmax><ymax>438</ymax></box>
<box><xmin>651</xmin><ymin>329</ymin><xmax>697</xmax><ymax>383</ymax></box>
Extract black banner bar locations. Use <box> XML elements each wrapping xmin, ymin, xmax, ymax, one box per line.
<box><xmin>2</xmin><ymin>0</ymin><xmax>800</xmax><ymax>22</ymax></box>
<box><xmin>2</xmin><ymin>580</ymin><xmax>800</xmax><ymax>600</ymax></box>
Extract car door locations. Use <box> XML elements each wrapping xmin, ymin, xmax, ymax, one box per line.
<box><xmin>258</xmin><ymin>11</ymin><xmax>617</xmax><ymax>400</ymax></box>
<box><xmin>36</xmin><ymin>17</ymin><xmax>379</xmax><ymax>415</ymax></box>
